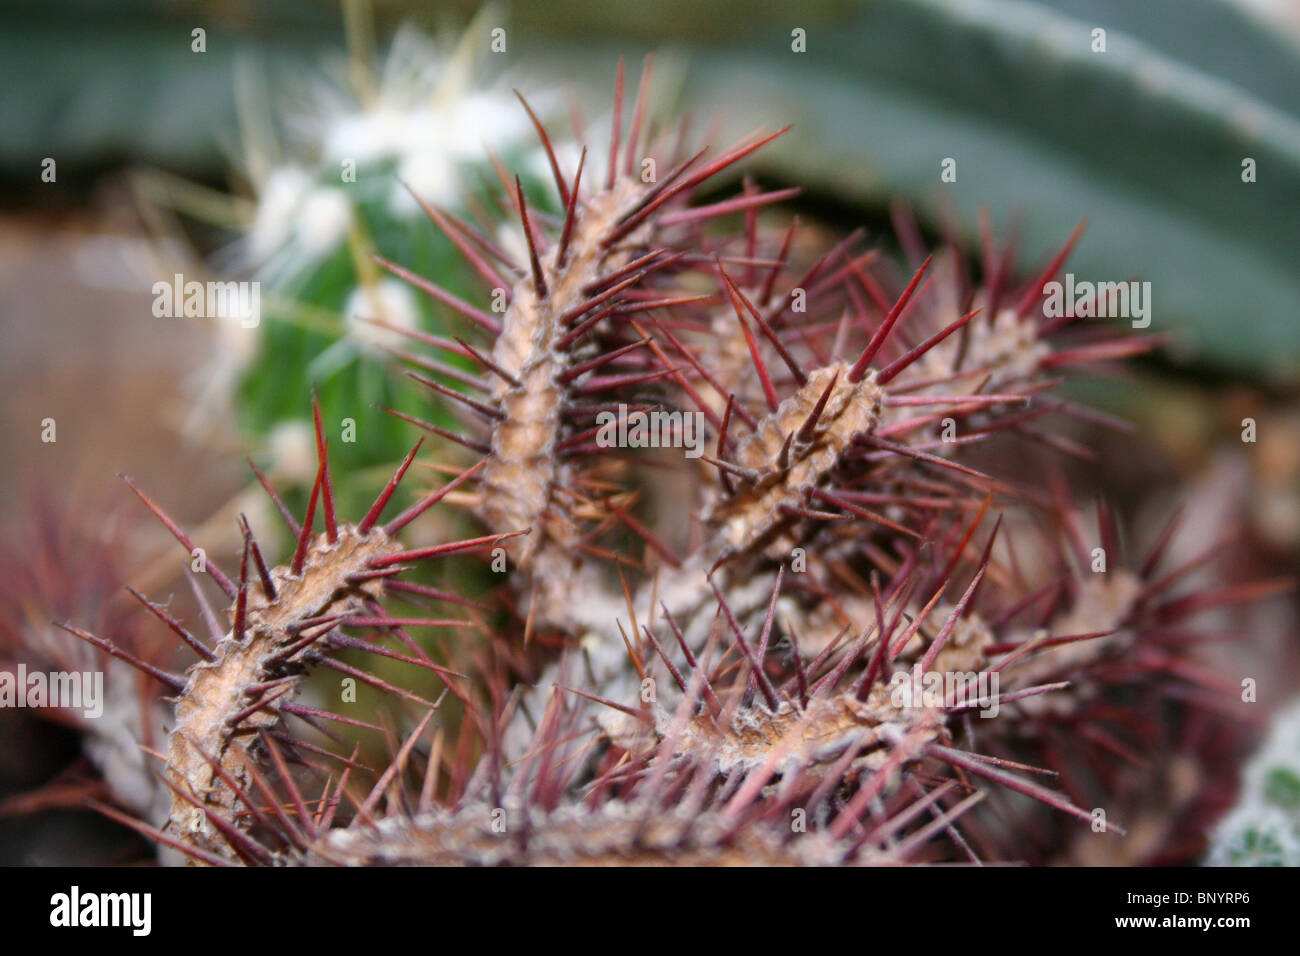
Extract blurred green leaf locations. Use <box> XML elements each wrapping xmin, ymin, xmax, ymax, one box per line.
<box><xmin>0</xmin><ymin>3</ymin><xmax>333</xmax><ymax>176</ymax></box>
<box><xmin>510</xmin><ymin>0</ymin><xmax>1300</xmax><ymax>378</ymax></box>
<box><xmin>8</xmin><ymin>0</ymin><xmax>1298</xmax><ymax>378</ymax></box>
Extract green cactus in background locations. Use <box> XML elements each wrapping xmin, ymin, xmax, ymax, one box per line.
<box><xmin>222</xmin><ymin>21</ymin><xmax>567</xmax><ymax>512</ymax></box>
<box><xmin>1208</xmin><ymin>699</ymin><xmax>1300</xmax><ymax>865</ymax></box>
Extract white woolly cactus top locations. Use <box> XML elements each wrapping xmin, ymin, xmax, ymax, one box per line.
<box><xmin>1208</xmin><ymin>698</ymin><xmax>1300</xmax><ymax>866</ymax></box>
<box><xmin>239</xmin><ymin>25</ymin><xmax>550</xmax><ymax>273</ymax></box>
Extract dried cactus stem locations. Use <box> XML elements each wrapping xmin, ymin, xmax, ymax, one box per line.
<box><xmin>705</xmin><ymin>362</ymin><xmax>884</xmax><ymax>559</ymax></box>
<box><xmin>477</xmin><ymin>179</ymin><xmax>649</xmax><ymax>562</ymax></box>
<box><xmin>166</xmin><ymin>525</ymin><xmax>400</xmax><ymax>857</ymax></box>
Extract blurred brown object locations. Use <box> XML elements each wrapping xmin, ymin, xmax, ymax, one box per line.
<box><xmin>0</xmin><ymin>182</ymin><xmax>243</xmax><ymax>540</ymax></box>
<box><xmin>0</xmin><ymin>179</ymin><xmax>241</xmax><ymax>864</ymax></box>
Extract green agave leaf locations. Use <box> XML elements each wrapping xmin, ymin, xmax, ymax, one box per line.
<box><xmin>1035</xmin><ymin>0</ymin><xmax>1300</xmax><ymax>117</ymax></box>
<box><xmin>13</xmin><ymin>0</ymin><xmax>1296</xmax><ymax>380</ymax></box>
<box><xmin>0</xmin><ymin>5</ymin><xmax>332</xmax><ymax>176</ymax></box>
<box><xmin>508</xmin><ymin>0</ymin><xmax>1300</xmax><ymax>379</ymax></box>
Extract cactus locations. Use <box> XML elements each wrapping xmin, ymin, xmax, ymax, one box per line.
<box><xmin>1207</xmin><ymin>699</ymin><xmax>1300</xmax><ymax>866</ymax></box>
<box><xmin>25</xmin><ymin>58</ymin><xmax>1287</xmax><ymax>868</ymax></box>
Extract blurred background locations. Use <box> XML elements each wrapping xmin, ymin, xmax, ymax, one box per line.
<box><xmin>1</xmin><ymin>0</ymin><xmax>1298</xmax><ymax>865</ymax></box>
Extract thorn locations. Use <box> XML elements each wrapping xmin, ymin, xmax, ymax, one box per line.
<box><xmin>877</xmin><ymin>307</ymin><xmax>981</xmax><ymax>385</ymax></box>
<box><xmin>54</xmin><ymin>621</ymin><xmax>185</xmax><ymax>691</ymax></box>
<box><xmin>987</xmin><ymin>630</ymin><xmax>1113</xmax><ymax>661</ymax></box>
<box><xmin>119</xmin><ymin>474</ymin><xmax>236</xmax><ymax>600</ymax></box>
<box><xmin>310</xmin><ymin>393</ymin><xmax>338</xmax><ymax>544</ymax></box>
<box><xmin>808</xmin><ymin>488</ymin><xmax>920</xmax><ymax>539</ymax></box>
<box><xmin>385</xmin><ymin>459</ymin><xmax>487</xmax><ymax>535</ymax></box>
<box><xmin>233</xmin><ymin>536</ymin><xmax>251</xmax><ymax>642</ymax></box>
<box><xmin>556</xmin><ymin>147</ymin><xmax>587</xmax><ymax>268</ymax></box>
<box><xmin>918</xmin><ymin>563</ymin><xmax>988</xmax><ymax>674</ymax></box>
<box><xmin>930</xmin><ymin>743</ymin><xmax>1124</xmax><ymax>834</ymax></box>
<box><xmin>593</xmin><ymin>251</ymin><xmax>684</xmax><ymax>291</ymax></box>
<box><xmin>237</xmin><ymin>515</ymin><xmax>277</xmax><ymax>600</ymax></box>
<box><xmin>437</xmin><ymin>206</ymin><xmax>520</xmax><ymax>270</ymax></box>
<box><xmin>1040</xmin><ymin>337</ymin><xmax>1159</xmax><ymax>368</ymax></box>
<box><xmin>373</xmin><ymin>404</ymin><xmax>490</xmax><ymax>454</ymax></box>
<box><xmin>514</xmin><ymin>176</ymin><xmax>548</xmax><ymax>299</ymax></box>
<box><xmin>325</xmin><ymin>633</ymin><xmax>468</xmax><ymax>683</ymax></box>
<box><xmin>718</xmin><ymin>263</ymin><xmax>806</xmax><ymax>385</ymax></box>
<box><xmin>290</xmin><ymin>459</ymin><xmax>324</xmax><ymax>576</ymax></box>
<box><xmin>558</xmin><ymin>684</ymin><xmax>652</xmax><ymax>724</ymax></box>
<box><xmin>1139</xmin><ymin>505</ymin><xmax>1185</xmax><ymax>580</ymax></box>
<box><xmin>265</xmin><ymin>619</ymin><xmax>342</xmax><ymax>667</ymax></box>
<box><xmin>575</xmin><ymin>366</ymin><xmax>681</xmax><ymax>393</ymax></box>
<box><xmin>229</xmin><ymin>739</ymin><xmax>309</xmax><ymax>848</ymax></box>
<box><xmin>636</xmin><ymin>316</ymin><xmax>741</xmax><ymax>433</ymax></box>
<box><xmin>709</xmin><ymin>578</ymin><xmax>780</xmax><ymax>710</ymax></box>
<box><xmin>371</xmin><ymin>252</ymin><xmax>501</xmax><ymax>334</ymax></box>
<box><xmin>381</xmin><ymin>343</ymin><xmax>490</xmax><ymax>393</ymax></box>
<box><xmin>861</xmin><ymin>433</ymin><xmax>992</xmax><ymax>481</ymax></box>
<box><xmin>178</xmin><ymin>732</ymin><xmax>280</xmax><ymax>842</ymax></box>
<box><xmin>1015</xmin><ymin>220</ymin><xmax>1086</xmax><ymax>319</ymax></box>
<box><xmin>558</xmin><ymin>337</ymin><xmax>651</xmax><ymax>384</ymax></box>
<box><xmin>125</xmin><ymin>586</ymin><xmax>214</xmax><ymax>661</ymax></box>
<box><xmin>855</xmin><ymin>575</ymin><xmax>893</xmax><ymax>697</ymax></box>
<box><xmin>603</xmin><ymin>127</ymin><xmax>792</xmax><ymax>247</ymax></box>
<box><xmin>776</xmin><ymin>431</ymin><xmax>794</xmax><ymax>472</ymax></box>
<box><xmin>758</xmin><ymin>218</ymin><xmax>798</xmax><ymax>308</ymax></box>
<box><xmin>367</xmin><ymin>529</ymin><xmax>529</xmax><ymax>568</ymax></box>
<box><xmin>453</xmin><ymin>337</ymin><xmax>522</xmax><ymax>388</ymax></box>
<box><xmin>406</xmin><ymin>373</ymin><xmax>498</xmax><ymax>419</ymax></box>
<box><xmin>310</xmin><ymin>656</ymin><xmax>439</xmax><ymax>710</ymax></box>
<box><xmin>399</xmin><ymin>182</ymin><xmax>512</xmax><ymax>292</ymax></box>
<box><xmin>849</xmin><ymin>255</ymin><xmax>933</xmax><ymax>381</ymax></box>
<box><xmin>86</xmin><ymin>800</ymin><xmax>232</xmax><ymax>867</ymax></box>
<box><xmin>358</xmin><ymin>439</ymin><xmax>423</xmax><ymax>535</ymax></box>
<box><xmin>344</xmin><ymin>566</ymin><xmax>411</xmax><ymax>585</ymax></box>
<box><xmin>514</xmin><ymin>89</ymin><xmax>569</xmax><ymax>207</ymax></box>
<box><xmin>624</xmin><ymin>55</ymin><xmax>654</xmax><ymax>177</ymax></box>
<box><xmin>610</xmin><ymin>505</ymin><xmax>682</xmax><ymax>568</ymax></box>
<box><xmin>362</xmin><ymin>706</ymin><xmax>443</xmax><ymax>816</ymax></box>
<box><xmin>607</xmin><ymin>57</ymin><xmax>625</xmax><ymax>190</ymax></box>
<box><xmin>385</xmin><ymin>578</ymin><xmax>486</xmax><ymax>610</ymax></box>
<box><xmin>246</xmin><ymin>456</ymin><xmax>301</xmax><ymax>539</ymax></box>
<box><xmin>186</xmin><ymin>569</ymin><xmax>225</xmax><ymax>643</ymax></box>
<box><xmin>658</xmin><ymin>187</ymin><xmax>802</xmax><ymax>226</ymax></box>
<box><xmin>752</xmin><ymin>566</ymin><xmax>784</xmax><ymax>700</ymax></box>
<box><xmin>558</xmin><ymin>270</ymin><xmax>650</xmax><ymax>326</ymax></box>
<box><xmin>660</xmin><ymin>602</ymin><xmax>724</xmax><ymax>715</ymax></box>
<box><xmin>283</xmin><ymin>702</ymin><xmax>383</xmax><ymax>735</ymax></box>
<box><xmin>765</xmin><ymin>227</ymin><xmax>864</xmax><ymax>328</ymax></box>
<box><xmin>937</xmin><ymin>492</ymin><xmax>994</xmax><ymax>591</ymax></box>
<box><xmin>778</xmin><ymin>503</ymin><xmax>845</xmax><ymax>522</ymax></box>
<box><xmin>642</xmin><ymin>625</ymin><xmax>688</xmax><ymax>693</ymax></box>
<box><xmin>796</xmin><ymin>371</ymin><xmax>839</xmax><ymax>444</ymax></box>
<box><xmin>339</xmin><ymin>616</ymin><xmax>474</xmax><ymax>630</ymax></box>
<box><xmin>719</xmin><ymin>265</ymin><xmax>778</xmax><ymax>411</ymax></box>
<box><xmin>261</xmin><ymin>732</ymin><xmax>318</xmax><ymax>838</ymax></box>
<box><xmin>225</xmin><ymin>682</ymin><xmax>294</xmax><ymax>728</ymax></box>
<box><xmin>553</xmin><ymin>301</ymin><xmax>620</xmax><ymax>352</ymax></box>
<box><xmin>1152</xmin><ymin>577</ymin><xmax>1294</xmax><ymax>621</ymax></box>
<box><xmin>700</xmin><ymin>455</ymin><xmax>762</xmax><ymax>484</ymax></box>
<box><xmin>716</xmin><ymin>395</ymin><xmax>736</xmax><ymax>494</ymax></box>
